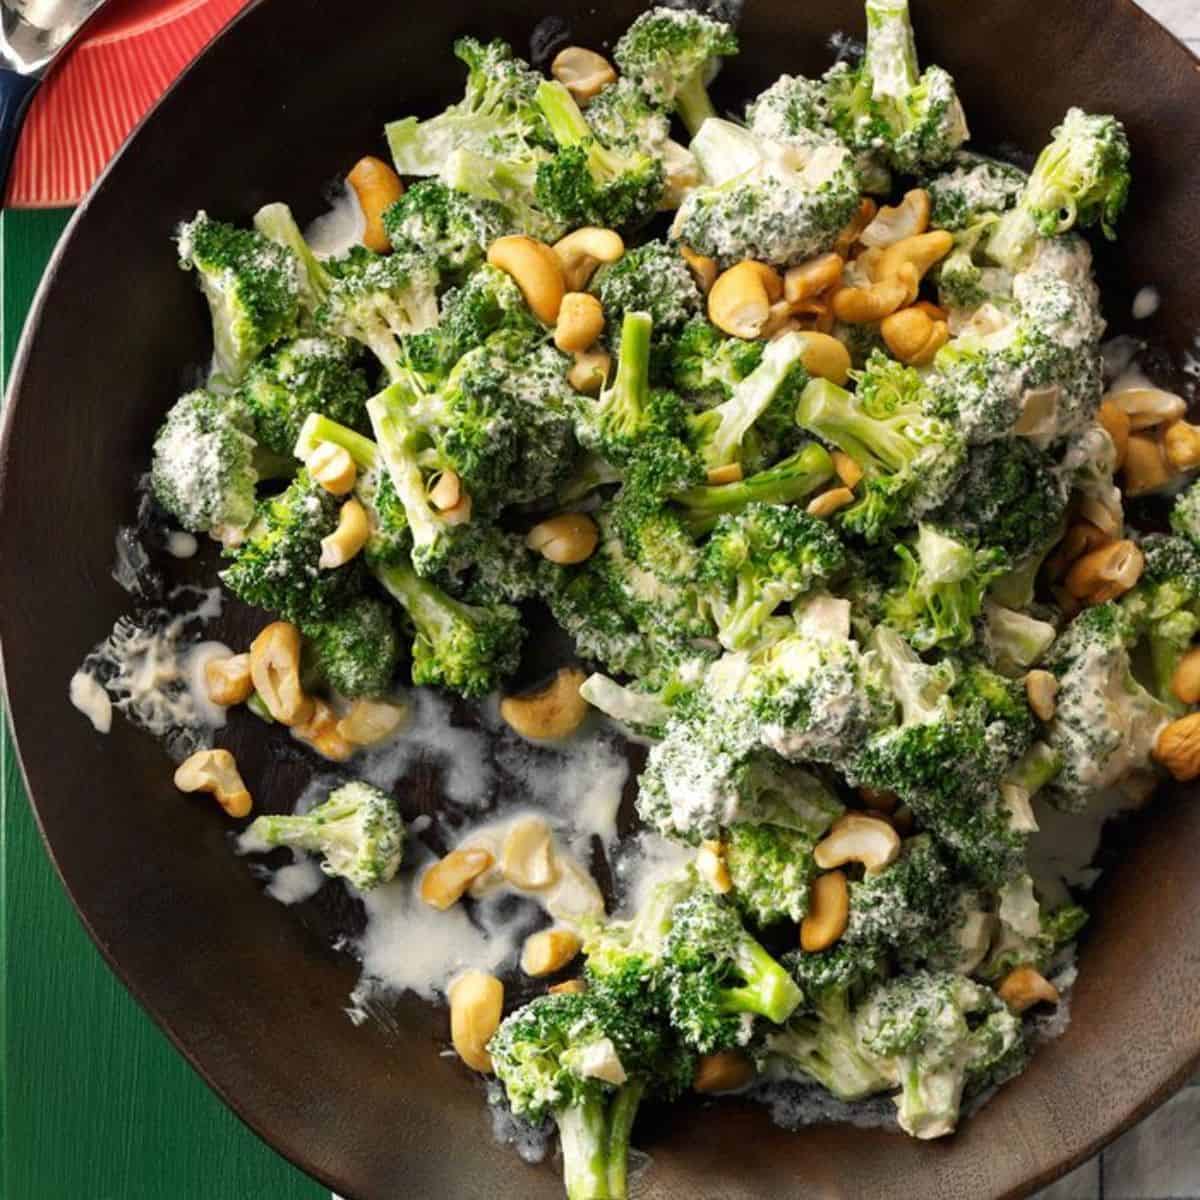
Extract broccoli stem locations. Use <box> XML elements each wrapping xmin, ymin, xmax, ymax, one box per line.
<box><xmin>675</xmin><ymin>443</ymin><xmax>834</xmax><ymax>534</ymax></box>
<box><xmin>537</xmin><ymin>79</ymin><xmax>593</xmax><ymax>148</ymax></box>
<box><xmin>375</xmin><ymin>557</ymin><xmax>465</xmax><ymax>644</ymax></box>
<box><xmin>253</xmin><ymin>202</ymin><xmax>331</xmax><ymax>310</ymax></box>
<box><xmin>368</xmin><ymin>386</ymin><xmax>445</xmax><ymax>554</ymax></box>
<box><xmin>675</xmin><ymin>71</ymin><xmax>717</xmax><ymax>137</ymax></box>
<box><xmin>796</xmin><ymin>378</ymin><xmax>915</xmax><ymax>475</ymax></box>
<box><xmin>603</xmin><ymin>1081</ymin><xmax>646</xmax><ymax>1198</ymax></box>
<box><xmin>294</xmin><ymin>412</ymin><xmax>380</xmax><ymax>470</ymax></box>
<box><xmin>721</xmin><ymin>936</ymin><xmax>804</xmax><ymax>1025</ymax></box>
<box><xmin>864</xmin><ymin>0</ymin><xmax>920</xmax><ymax>101</ymax></box>
<box><xmin>1006</xmin><ymin>741</ymin><xmax>1063</xmax><ymax>795</ymax></box>
<box><xmin>611</xmin><ymin>310</ymin><xmax>652</xmax><ymax>415</ymax></box>
<box><xmin>985</xmin><ymin>207</ymin><xmax>1038</xmax><ymax>273</ymax></box>
<box><xmin>557</xmin><ymin>1098</ymin><xmax>616</xmax><ymax>1200</ymax></box>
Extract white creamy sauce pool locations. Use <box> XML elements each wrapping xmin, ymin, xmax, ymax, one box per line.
<box><xmin>165</xmin><ymin>531</ymin><xmax>198</xmax><ymax>559</ymax></box>
<box><xmin>305</xmin><ymin>182</ymin><xmax>366</xmax><ymax>259</ymax></box>
<box><xmin>1131</xmin><ymin>286</ymin><xmax>1160</xmax><ymax>320</ymax></box>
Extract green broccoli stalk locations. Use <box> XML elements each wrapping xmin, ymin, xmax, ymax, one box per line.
<box><xmin>301</xmin><ymin>595</ymin><xmax>401</xmax><ymax>699</ymax></box>
<box><xmin>238</xmin><ymin>781</ymin><xmax>405</xmax><ymax>891</ymax></box>
<box><xmin>578</xmin><ymin>673</ymin><xmax>676</xmax><ymax>738</ymax></box>
<box><xmin>439</xmin><ymin>146</ymin><xmax>563</xmax><ymax>245</ymax></box>
<box><xmin>612</xmin><ymin>6</ymin><xmax>739</xmax><ymax>135</ymax></box>
<box><xmin>534</xmin><ymin>80</ymin><xmax>665</xmax><ymax>229</ymax></box>
<box><xmin>252</xmin><ymin>202</ymin><xmax>333</xmax><ymax>314</ymax></box>
<box><xmin>988</xmin><ymin>108</ymin><xmax>1131</xmax><ymax>271</ymax></box>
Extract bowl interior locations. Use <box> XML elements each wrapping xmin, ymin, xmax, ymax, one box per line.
<box><xmin>2</xmin><ymin>1</ymin><xmax>1200</xmax><ymax>1198</ymax></box>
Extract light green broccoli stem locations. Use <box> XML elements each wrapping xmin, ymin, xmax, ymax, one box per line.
<box><xmin>579</xmin><ymin>673</ymin><xmax>671</xmax><ymax>732</ymax></box>
<box><xmin>796</xmin><ymin>378</ymin><xmax>917</xmax><ymax>476</ymax></box>
<box><xmin>723</xmin><ymin>937</ymin><xmax>804</xmax><ymax>1024</ymax></box>
<box><xmin>294</xmin><ymin>412</ymin><xmax>380</xmax><ymax>470</ymax></box>
<box><xmin>603</xmin><ymin>1082</ymin><xmax>646</xmax><ymax>1199</ymax></box>
<box><xmin>556</xmin><ymin>1086</ymin><xmax>645</xmax><ymax>1200</ymax></box>
<box><xmin>441</xmin><ymin>148</ymin><xmax>552</xmax><ymax>240</ymax></box>
<box><xmin>375</xmin><ymin>557</ymin><xmax>466</xmax><ymax>645</ymax></box>
<box><xmin>1007</xmin><ymin>742</ymin><xmax>1063</xmax><ymax>796</ymax></box>
<box><xmin>676</xmin><ymin>72</ymin><xmax>717</xmax><ymax>137</ymax></box>
<box><xmin>368</xmin><ymin>386</ymin><xmax>444</xmax><ymax>554</ymax></box>
<box><xmin>253</xmin><ymin>202</ymin><xmax>330</xmax><ymax>310</ymax></box>
<box><xmin>865</xmin><ymin>0</ymin><xmax>920</xmax><ymax>103</ymax></box>
<box><xmin>597</xmin><ymin>310</ymin><xmax>653</xmax><ymax>442</ymax></box>
<box><xmin>985</xmin><ymin>207</ymin><xmax>1039</xmax><ymax>274</ymax></box>
<box><xmin>537</xmin><ymin>80</ymin><xmax>625</xmax><ymax>181</ymax></box>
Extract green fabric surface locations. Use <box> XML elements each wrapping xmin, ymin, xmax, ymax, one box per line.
<box><xmin>1</xmin><ymin>208</ymin><xmax>327</xmax><ymax>1200</ymax></box>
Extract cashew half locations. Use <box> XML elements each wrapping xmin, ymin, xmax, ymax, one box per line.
<box><xmin>1025</xmin><ymin>670</ymin><xmax>1058</xmax><ymax>721</ymax></box>
<box><xmin>551</xmin><ymin>46</ymin><xmax>616</xmax><ymax>103</ymax></box>
<box><xmin>795</xmin><ymin>331</ymin><xmax>852</xmax><ymax>385</ymax></box>
<box><xmin>487</xmin><ymin>235</ymin><xmax>566</xmax><ymax>323</ymax></box>
<box><xmin>876</xmin><ymin>230</ymin><xmax>955</xmax><ymax>284</ymax></box>
<box><xmin>680</xmin><ymin>245</ymin><xmax>718</xmax><ymax>293</ymax></box>
<box><xmin>500</xmin><ymin>668</ymin><xmax>590</xmax><ymax>741</ymax></box>
<box><xmin>807</xmin><ymin>487</ymin><xmax>855</xmax><ymax>518</ymax></box>
<box><xmin>521</xmin><ymin>928</ymin><xmax>582</xmax><ymax>977</ymax></box>
<box><xmin>860</xmin><ymin>189</ymin><xmax>931</xmax><ymax>248</ymax></box>
<box><xmin>527</xmin><ymin>513</ymin><xmax>598</xmax><ymax>565</ymax></box>
<box><xmin>1064</xmin><ymin>539</ymin><xmax>1144</xmax><ymax>604</ymax></box>
<box><xmin>997</xmin><ymin>966</ymin><xmax>1060</xmax><ymax>1013</ymax></box>
<box><xmin>831</xmin><ymin>264</ymin><xmax>918</xmax><ymax>324</ymax></box>
<box><xmin>319</xmin><ymin>497</ymin><xmax>369</xmax><ymax>568</ymax></box>
<box><xmin>1108</xmin><ymin>386</ymin><xmax>1186</xmax><ymax>430</ymax></box>
<box><xmin>1046</xmin><ymin>520</ymin><xmax>1110</xmax><ymax>582</ymax></box>
<box><xmin>693</xmin><ymin>1050</ymin><xmax>755</xmax><ymax>1093</ymax></box>
<box><xmin>812</xmin><ymin>813</ymin><xmax>900</xmax><ymax>874</ymax></box>
<box><xmin>449</xmin><ymin>970</ymin><xmax>503</xmax><ymax>1074</ymax></box>
<box><xmin>1154</xmin><ymin>713</ymin><xmax>1200</xmax><ymax>781</ymax></box>
<box><xmin>1122</xmin><ymin>434</ymin><xmax>1174</xmax><ymax>497</ymax></box>
<box><xmin>347</xmin><ymin>156</ymin><xmax>405</xmax><ymax>254</ymax></box>
<box><xmin>308</xmin><ymin>442</ymin><xmax>357</xmax><ymax>495</ymax></box>
<box><xmin>834</xmin><ymin>198</ymin><xmax>878</xmax><ymax>258</ymax></box>
<box><xmin>880</xmin><ymin>305</ymin><xmax>949</xmax><ymax>365</ymax></box>
<box><xmin>554</xmin><ymin>292</ymin><xmax>606</xmax><ymax>353</ymax></box>
<box><xmin>250</xmin><ymin>622</ymin><xmax>312</xmax><ymax>726</ymax></box>
<box><xmin>292</xmin><ymin>698</ymin><xmax>355</xmax><ymax>762</ymax></box>
<box><xmin>174</xmin><ymin>748</ymin><xmax>252</xmax><ymax>818</ymax></box>
<box><xmin>567</xmin><ymin>348</ymin><xmax>612</xmax><ymax>395</ymax></box>
<box><xmin>421</xmin><ymin>848</ymin><xmax>496</xmax><ymax>910</ymax></box>
<box><xmin>1164</xmin><ymin>420</ymin><xmax>1200</xmax><ymax>471</ymax></box>
<box><xmin>784</xmin><ymin>252</ymin><xmax>844</xmax><ymax>305</ymax></box>
<box><xmin>335</xmin><ymin>698</ymin><xmax>407</xmax><ymax>747</ymax></box>
<box><xmin>1171</xmin><ymin>646</ymin><xmax>1200</xmax><ymax>706</ymax></box>
<box><xmin>553</xmin><ymin>227</ymin><xmax>625</xmax><ymax>292</ymax></box>
<box><xmin>708</xmin><ymin>260</ymin><xmax>783</xmax><ymax>339</ymax></box>
<box><xmin>502</xmin><ymin>816</ymin><xmax>560</xmax><ymax>890</ymax></box>
<box><xmin>800</xmin><ymin>869</ymin><xmax>849</xmax><ymax>951</ymax></box>
<box><xmin>204</xmin><ymin>653</ymin><xmax>254</xmax><ymax>707</ymax></box>
<box><xmin>1097</xmin><ymin>399</ymin><xmax>1131</xmax><ymax>470</ymax></box>
<box><xmin>697</xmin><ymin>839</ymin><xmax>732</xmax><ymax>894</ymax></box>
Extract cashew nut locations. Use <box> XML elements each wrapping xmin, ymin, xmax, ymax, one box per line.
<box><xmin>487</xmin><ymin>235</ymin><xmax>566</xmax><ymax>324</ymax></box>
<box><xmin>812</xmin><ymin>813</ymin><xmax>901</xmax><ymax>874</ymax></box>
<box><xmin>1064</xmin><ymin>539</ymin><xmax>1144</xmax><ymax>605</ymax></box>
<box><xmin>831</xmin><ymin>451</ymin><xmax>863</xmax><ymax>490</ymax></box>
<box><xmin>501</xmin><ymin>816</ymin><xmax>560</xmax><ymax>890</ymax></box>
<box><xmin>761</xmin><ymin>299</ymin><xmax>799</xmax><ymax>340</ymax></box>
<box><xmin>806</xmin><ymin>487</ymin><xmax>855</xmax><ymax>518</ymax></box>
<box><xmin>527</xmin><ymin>513</ymin><xmax>598</xmax><ymax>565</ymax></box>
<box><xmin>800</xmin><ymin>869</ymin><xmax>849</xmax><ymax>951</ymax></box>
<box><xmin>174</xmin><ymin>748</ymin><xmax>252</xmax><ymax>818</ymax></box>
<box><xmin>708</xmin><ymin>260</ymin><xmax>784</xmax><ymax>339</ymax></box>
<box><xmin>552</xmin><ymin>227</ymin><xmax>624</xmax><ymax>292</ymax></box>
<box><xmin>784</xmin><ymin>252</ymin><xmax>845</xmax><ymax>305</ymax></box>
<box><xmin>567</xmin><ymin>348</ymin><xmax>612</xmax><ymax>395</ymax></box>
<box><xmin>1025</xmin><ymin>670</ymin><xmax>1058</xmax><ymax>721</ymax></box>
<box><xmin>346</xmin><ymin>156</ymin><xmax>405</xmax><ymax>254</ymax></box>
<box><xmin>250</xmin><ymin>622</ymin><xmax>313</xmax><ymax>726</ymax></box>
<box><xmin>521</xmin><ymin>928</ymin><xmax>582</xmax><ymax>976</ymax></box>
<box><xmin>680</xmin><ymin>245</ymin><xmax>718</xmax><ymax>294</ymax></box>
<box><xmin>697</xmin><ymin>839</ymin><xmax>732</xmax><ymax>894</ymax></box>
<box><xmin>551</xmin><ymin>46</ymin><xmax>616</xmax><ymax>103</ymax></box>
<box><xmin>500</xmin><ymin>668</ymin><xmax>590</xmax><ymax>742</ymax></box>
<box><xmin>1121</xmin><ymin>434</ymin><xmax>1174</xmax><ymax>497</ymax></box>
<box><xmin>693</xmin><ymin>1050</ymin><xmax>755</xmax><ymax>1094</ymax></box>
<box><xmin>997</xmin><ymin>966</ymin><xmax>1060</xmax><ymax>1013</ymax></box>
<box><xmin>1108</xmin><ymin>385</ymin><xmax>1186</xmax><ymax>431</ymax></box>
<box><xmin>439</xmin><ymin>491</ymin><xmax>473</xmax><ymax>526</ymax></box>
<box><xmin>1153</xmin><ymin>713</ymin><xmax>1200</xmax><ymax>781</ymax></box>
<box><xmin>449</xmin><ymin>970</ymin><xmax>503</xmax><ymax>1074</ymax></box>
<box><xmin>549</xmin><ymin>978</ymin><xmax>587</xmax><ymax>995</ymax></box>
<box><xmin>860</xmin><ymin>188</ymin><xmax>931</xmax><ymax>248</ymax></box>
<box><xmin>204</xmin><ymin>653</ymin><xmax>254</xmax><ymax>707</ymax></box>
<box><xmin>1046</xmin><ymin>520</ymin><xmax>1110</xmax><ymax>582</ymax></box>
<box><xmin>876</xmin><ymin>230</ymin><xmax>955</xmax><ymax>284</ymax></box>
<box><xmin>706</xmin><ymin>463</ymin><xmax>744</xmax><ymax>486</ymax></box>
<box><xmin>794</xmin><ymin>331</ymin><xmax>852</xmax><ymax>385</ymax></box>
<box><xmin>859</xmin><ymin>787</ymin><xmax>898</xmax><ymax>813</ymax></box>
<box><xmin>1097</xmin><ymin>399</ymin><xmax>1131</xmax><ymax>470</ymax></box>
<box><xmin>831</xmin><ymin>263</ymin><xmax>918</xmax><ymax>324</ymax></box>
<box><xmin>1164</xmin><ymin>420</ymin><xmax>1200</xmax><ymax>471</ymax></box>
<box><xmin>554</xmin><ymin>292</ymin><xmax>605</xmax><ymax>353</ymax></box>
<box><xmin>319</xmin><ymin>497</ymin><xmax>369</xmax><ymax>568</ymax></box>
<box><xmin>421</xmin><ymin>848</ymin><xmax>496</xmax><ymax>910</ymax></box>
<box><xmin>834</xmin><ymin>197</ymin><xmax>878</xmax><ymax>258</ymax></box>
<box><xmin>307</xmin><ymin>442</ymin><xmax>357</xmax><ymax>495</ymax></box>
<box><xmin>880</xmin><ymin>305</ymin><xmax>949</xmax><ymax>366</ymax></box>
<box><xmin>1171</xmin><ymin>646</ymin><xmax>1200</xmax><ymax>706</ymax></box>
<box><xmin>292</xmin><ymin>698</ymin><xmax>355</xmax><ymax>762</ymax></box>
<box><xmin>335</xmin><ymin>698</ymin><xmax>407</xmax><ymax>747</ymax></box>
<box><xmin>426</xmin><ymin>469</ymin><xmax>462</xmax><ymax>513</ymax></box>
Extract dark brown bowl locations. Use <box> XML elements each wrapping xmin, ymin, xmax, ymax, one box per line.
<box><xmin>3</xmin><ymin>1</ymin><xmax>1200</xmax><ymax>1197</ymax></box>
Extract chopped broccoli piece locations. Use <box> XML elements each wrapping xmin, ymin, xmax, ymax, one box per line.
<box><xmin>670</xmin><ymin>318</ymin><xmax>766</xmax><ymax>405</ymax></box>
<box><xmin>725</xmin><ymin>822</ymin><xmax>818</xmax><ymax>927</ymax></box>
<box><xmin>924</xmin><ymin>151</ymin><xmax>1027</xmax><ymax>232</ymax></box>
<box><xmin>301</xmin><ymin>595</ymin><xmax>401</xmax><ymax>698</ymax></box>
<box><xmin>382</xmin><ymin>178</ymin><xmax>511</xmax><ymax>277</ymax></box>
<box><xmin>1171</xmin><ymin>479</ymin><xmax>1200</xmax><ymax>549</ymax></box>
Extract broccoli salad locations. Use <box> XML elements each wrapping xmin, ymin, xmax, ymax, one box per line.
<box><xmin>67</xmin><ymin>0</ymin><xmax>1200</xmax><ymax>1193</ymax></box>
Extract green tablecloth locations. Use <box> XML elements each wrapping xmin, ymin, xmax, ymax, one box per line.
<box><xmin>1</xmin><ymin>209</ymin><xmax>327</xmax><ymax>1200</ymax></box>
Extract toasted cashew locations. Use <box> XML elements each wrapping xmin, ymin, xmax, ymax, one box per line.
<box><xmin>292</xmin><ymin>698</ymin><xmax>355</xmax><ymax>762</ymax></box>
<box><xmin>834</xmin><ymin>198</ymin><xmax>878</xmax><ymax>258</ymax></box>
<box><xmin>761</xmin><ymin>299</ymin><xmax>798</xmax><ymax>340</ymax></box>
<box><xmin>567</xmin><ymin>348</ymin><xmax>612</xmax><ymax>395</ymax></box>
<box><xmin>708</xmin><ymin>260</ymin><xmax>783</xmax><ymax>339</ymax></box>
<box><xmin>552</xmin><ymin>227</ymin><xmax>624</xmax><ymax>292</ymax></box>
<box><xmin>487</xmin><ymin>235</ymin><xmax>566</xmax><ymax>323</ymax></box>
<box><xmin>800</xmin><ymin>869</ymin><xmax>850</xmax><ymax>951</ymax></box>
<box><xmin>795</xmin><ymin>331</ymin><xmax>852</xmax><ymax>385</ymax></box>
<box><xmin>308</xmin><ymin>442</ymin><xmax>357</xmax><ymax>495</ymax></box>
<box><xmin>1108</xmin><ymin>386</ymin><xmax>1186</xmax><ymax>430</ymax></box>
<box><xmin>440</xmin><ymin>491</ymin><xmax>473</xmax><ymax>527</ymax></box>
<box><xmin>502</xmin><ymin>816</ymin><xmax>560</xmax><ymax>890</ymax></box>
<box><xmin>1097</xmin><ymin>399</ymin><xmax>1131</xmax><ymax>470</ymax></box>
<box><xmin>421</xmin><ymin>848</ymin><xmax>495</xmax><ymax>909</ymax></box>
<box><xmin>813</xmin><ymin>813</ymin><xmax>900</xmax><ymax>874</ymax></box>
<box><xmin>1025</xmin><ymin>670</ymin><xmax>1058</xmax><ymax>721</ymax></box>
<box><xmin>784</xmin><ymin>252</ymin><xmax>844</xmax><ymax>305</ymax></box>
<box><xmin>1064</xmin><ymin>539</ymin><xmax>1144</xmax><ymax>605</ymax></box>
<box><xmin>527</xmin><ymin>513</ymin><xmax>599</xmax><ymax>565</ymax></box>
<box><xmin>1122</xmin><ymin>434</ymin><xmax>1174</xmax><ymax>497</ymax></box>
<box><xmin>998</xmin><ymin>966</ymin><xmax>1060</xmax><ymax>1013</ymax></box>
<box><xmin>832</xmin><ymin>451</ymin><xmax>863</xmax><ymax>489</ymax></box>
<box><xmin>549</xmin><ymin>978</ymin><xmax>587</xmax><ymax>995</ymax></box>
<box><xmin>1164</xmin><ymin>420</ymin><xmax>1200</xmax><ymax>471</ymax></box>
<box><xmin>1154</xmin><ymin>713</ymin><xmax>1200</xmax><ymax>781</ymax></box>
<box><xmin>449</xmin><ymin>970</ymin><xmax>503</xmax><ymax>1074</ymax></box>
<box><xmin>174</xmin><ymin>748</ymin><xmax>252</xmax><ymax>818</ymax></box>
<box><xmin>807</xmin><ymin>487</ymin><xmax>855</xmax><ymax>518</ymax></box>
<box><xmin>697</xmin><ymin>839</ymin><xmax>732</xmax><ymax>894</ymax></box>
<box><xmin>831</xmin><ymin>263</ymin><xmax>918</xmax><ymax>324</ymax></box>
<box><xmin>881</xmin><ymin>306</ymin><xmax>949</xmax><ymax>366</ymax></box>
<box><xmin>336</xmin><ymin>698</ymin><xmax>407</xmax><ymax>747</ymax></box>
<box><xmin>501</xmin><ymin>668</ymin><xmax>590</xmax><ymax>741</ymax></box>
<box><xmin>204</xmin><ymin>654</ymin><xmax>253</xmax><ymax>707</ymax></box>
<box><xmin>554</xmin><ymin>292</ymin><xmax>605</xmax><ymax>353</ymax></box>
<box><xmin>427</xmin><ymin>469</ymin><xmax>462</xmax><ymax>512</ymax></box>
<box><xmin>859</xmin><ymin>787</ymin><xmax>898</xmax><ymax>813</ymax></box>
<box><xmin>521</xmin><ymin>928</ymin><xmax>582</xmax><ymax>976</ymax></box>
<box><xmin>680</xmin><ymin>245</ymin><xmax>719</xmax><ymax>293</ymax></box>
<box><xmin>250</xmin><ymin>622</ymin><xmax>312</xmax><ymax>726</ymax></box>
<box><xmin>1171</xmin><ymin>646</ymin><xmax>1200</xmax><ymax>706</ymax></box>
<box><xmin>319</xmin><ymin>498</ymin><xmax>369</xmax><ymax>568</ymax></box>
<box><xmin>860</xmin><ymin>189</ymin><xmax>931</xmax><ymax>248</ymax></box>
<box><xmin>706</xmin><ymin>463</ymin><xmax>744</xmax><ymax>486</ymax></box>
<box><xmin>551</xmin><ymin>46</ymin><xmax>616</xmax><ymax>102</ymax></box>
<box><xmin>876</xmin><ymin>230</ymin><xmax>955</xmax><ymax>284</ymax></box>
<box><xmin>693</xmin><ymin>1050</ymin><xmax>755</xmax><ymax>1093</ymax></box>
<box><xmin>1046</xmin><ymin>520</ymin><xmax>1110</xmax><ymax>582</ymax></box>
<box><xmin>347</xmin><ymin>156</ymin><xmax>404</xmax><ymax>254</ymax></box>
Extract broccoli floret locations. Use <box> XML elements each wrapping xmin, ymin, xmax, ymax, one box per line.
<box><xmin>933</xmin><ymin>218</ymin><xmax>1014</xmax><ymax>313</ymax></box>
<box><xmin>375</xmin><ymin>556</ymin><xmax>520</xmax><ymax>697</ymax></box>
<box><xmin>1043</xmin><ymin>602</ymin><xmax>1171</xmax><ymax>809</ymax></box>
<box><xmin>924</xmin><ymin>151</ymin><xmax>1027</xmax><ymax>232</ymax></box>
<box><xmin>459</xmin><ymin>524</ymin><xmax>549</xmax><ymax>606</ymax></box>
<box><xmin>151</xmin><ymin>390</ymin><xmax>260</xmax><ymax>537</ymax></box>
<box><xmin>385</xmin><ymin>37</ymin><xmax>550</xmax><ymax>176</ymax></box>
<box><xmin>671</xmin><ymin>119</ymin><xmax>861</xmax><ymax>268</ymax></box>
<box><xmin>1171</xmin><ymin>479</ymin><xmax>1200</xmax><ymax>548</ymax></box>
<box><xmin>239</xmin><ymin>336</ymin><xmax>371</xmax><ymax>457</ymax></box>
<box><xmin>176</xmin><ymin>212</ymin><xmax>301</xmax><ymax>384</ymax></box>
<box><xmin>670</xmin><ymin>319</ymin><xmax>765</xmax><ymax>405</ymax></box>
<box><xmin>796</xmin><ymin>361</ymin><xmax>965</xmax><ymax>544</ymax></box>
<box><xmin>239</xmin><ymin>780</ymin><xmax>405</xmax><ymax>890</ymax></box>
<box><xmin>533</xmin><ymin>79</ymin><xmax>666</xmax><ymax>230</ymax></box>
<box><xmin>701</xmin><ymin>504</ymin><xmax>846</xmax><ymax>651</ymax></box>
<box><xmin>613</xmin><ymin>7</ymin><xmax>738</xmax><ymax>136</ymax></box>
<box><xmin>578</xmin><ymin>673</ymin><xmax>676</xmax><ymax>738</ymax></box>
<box><xmin>437</xmin><ymin>146</ymin><xmax>564</xmax><ymax>245</ymax></box>
<box><xmin>251</xmin><ymin>202</ymin><xmax>334</xmax><ymax>316</ymax></box>
<box><xmin>882</xmin><ymin>525</ymin><xmax>1008</xmax><ymax>651</ymax></box>
<box><xmin>382</xmin><ymin>178</ymin><xmax>511</xmax><ymax>277</ymax></box>
<box><xmin>825</xmin><ymin>0</ymin><xmax>968</xmax><ymax>175</ymax></box>
<box><xmin>979</xmin><ymin>900</ymin><xmax>1088</xmax><ymax>982</ymax></box>
<box><xmin>857</xmin><ymin>972</ymin><xmax>1025</xmax><ymax>1139</ymax></box>
<box><xmin>220</xmin><ymin>470</ymin><xmax>362</xmax><ymax>623</ymax></box>
<box><xmin>301</xmin><ymin>595</ymin><xmax>401</xmax><ymax>698</ymax></box>
<box><xmin>725</xmin><ymin>822</ymin><xmax>818</xmax><ymax>927</ymax></box>
<box><xmin>981</xmin><ymin>602</ymin><xmax>1058</xmax><ymax>676</ymax></box>
<box><xmin>988</xmin><ymin>108</ymin><xmax>1131</xmax><ymax>271</ymax></box>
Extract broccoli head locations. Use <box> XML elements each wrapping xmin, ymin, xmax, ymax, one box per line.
<box><xmin>924</xmin><ymin>151</ymin><xmax>1027</xmax><ymax>232</ymax></box>
<box><xmin>301</xmin><ymin>595</ymin><xmax>401</xmax><ymax>699</ymax></box>
<box><xmin>382</xmin><ymin>178</ymin><xmax>511</xmax><ymax>277</ymax></box>
<box><xmin>724</xmin><ymin>822</ymin><xmax>819</xmax><ymax>928</ymax></box>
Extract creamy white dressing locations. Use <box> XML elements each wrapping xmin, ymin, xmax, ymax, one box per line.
<box><xmin>165</xmin><ymin>531</ymin><xmax>198</xmax><ymax>559</ymax></box>
<box><xmin>305</xmin><ymin>182</ymin><xmax>366</xmax><ymax>259</ymax></box>
<box><xmin>1132</xmin><ymin>286</ymin><xmax>1160</xmax><ymax>320</ymax></box>
<box><xmin>69</xmin><ymin>670</ymin><xmax>112</xmax><ymax>732</ymax></box>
